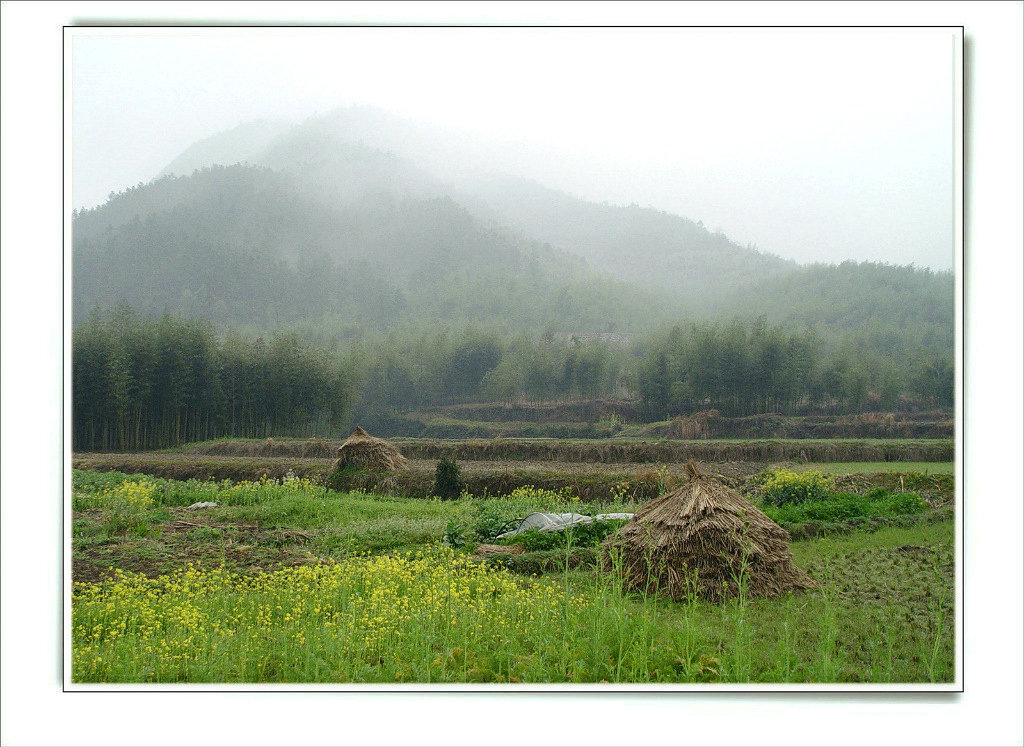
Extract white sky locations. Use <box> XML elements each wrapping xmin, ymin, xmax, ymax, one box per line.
<box><xmin>72</xmin><ymin>27</ymin><xmax>956</xmax><ymax>268</ymax></box>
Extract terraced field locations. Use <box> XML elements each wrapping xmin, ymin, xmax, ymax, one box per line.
<box><xmin>174</xmin><ymin>436</ymin><xmax>954</xmax><ymax>463</ymax></box>
<box><xmin>74</xmin><ymin>436</ymin><xmax>954</xmax><ymax>502</ymax></box>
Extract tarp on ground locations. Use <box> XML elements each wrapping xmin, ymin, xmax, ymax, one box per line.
<box><xmin>496</xmin><ymin>512</ymin><xmax>634</xmax><ymax>539</ymax></box>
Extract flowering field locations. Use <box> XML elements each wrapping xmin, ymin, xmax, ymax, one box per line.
<box><xmin>74</xmin><ymin>549</ymin><xmax>602</xmax><ymax>683</ymax></box>
<box><xmin>70</xmin><ymin>469</ymin><xmax>955</xmax><ymax>684</ymax></box>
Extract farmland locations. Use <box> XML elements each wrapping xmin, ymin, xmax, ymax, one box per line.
<box><xmin>794</xmin><ymin>461</ymin><xmax>954</xmax><ymax>475</ymax></box>
<box><xmin>74</xmin><ymin>436</ymin><xmax>954</xmax><ymax>502</ymax></box>
<box><xmin>175</xmin><ymin>435</ymin><xmax>954</xmax><ymax>463</ymax></box>
<box><xmin>70</xmin><ymin>437</ymin><xmax>956</xmax><ymax>685</ymax></box>
<box><xmin>49</xmin><ymin>39</ymin><xmax>980</xmax><ymax>747</ymax></box>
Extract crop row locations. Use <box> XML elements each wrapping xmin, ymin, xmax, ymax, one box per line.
<box><xmin>177</xmin><ymin>437</ymin><xmax>954</xmax><ymax>464</ymax></box>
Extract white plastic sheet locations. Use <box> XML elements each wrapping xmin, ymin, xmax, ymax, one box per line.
<box><xmin>496</xmin><ymin>511</ymin><xmax>633</xmax><ymax>538</ymax></box>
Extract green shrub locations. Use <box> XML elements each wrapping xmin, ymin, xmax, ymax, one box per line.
<box><xmin>762</xmin><ymin>488</ymin><xmax>928</xmax><ymax>525</ymax></box>
<box><xmin>443</xmin><ymin>518</ymin><xmax>470</xmax><ymax>548</ymax></box>
<box><xmin>432</xmin><ymin>457</ymin><xmax>464</xmax><ymax>501</ymax></box>
<box><xmin>473</xmin><ymin>504</ymin><xmax>520</xmax><ymax>541</ymax></box>
<box><xmin>760</xmin><ymin>469</ymin><xmax>835</xmax><ymax>506</ymax></box>
<box><xmin>486</xmin><ymin>547</ymin><xmax>599</xmax><ymax>575</ymax></box>
<box><xmin>874</xmin><ymin>490</ymin><xmax>929</xmax><ymax>516</ymax></box>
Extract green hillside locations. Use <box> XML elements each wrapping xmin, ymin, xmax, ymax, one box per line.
<box><xmin>73</xmin><ymin>164</ymin><xmax>670</xmax><ymax>333</ymax></box>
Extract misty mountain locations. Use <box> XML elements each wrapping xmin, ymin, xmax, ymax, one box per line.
<box><xmin>158</xmin><ymin>118</ymin><xmax>292</xmax><ymax>179</ymax></box>
<box><xmin>156</xmin><ymin>107</ymin><xmax>797</xmax><ymax>304</ymax></box>
<box><xmin>72</xmin><ymin>163</ymin><xmax>669</xmax><ymax>332</ymax></box>
<box><xmin>74</xmin><ymin>106</ymin><xmax>952</xmax><ymax>343</ymax></box>
<box><xmin>456</xmin><ymin>174</ymin><xmax>797</xmax><ymax>300</ymax></box>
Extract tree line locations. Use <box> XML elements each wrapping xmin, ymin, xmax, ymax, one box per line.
<box><xmin>73</xmin><ymin>308</ymin><xmax>954</xmax><ymax>450</ymax></box>
<box><xmin>73</xmin><ymin>307</ymin><xmax>352</xmax><ymax>451</ymax></box>
<box><xmin>343</xmin><ymin>328</ymin><xmax>630</xmax><ymax>430</ymax></box>
<box><xmin>636</xmin><ymin>318</ymin><xmax>953</xmax><ymax>420</ymax></box>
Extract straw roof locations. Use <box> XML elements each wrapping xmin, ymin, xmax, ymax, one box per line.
<box><xmin>604</xmin><ymin>460</ymin><xmax>814</xmax><ymax>603</ymax></box>
<box><xmin>335</xmin><ymin>426</ymin><xmax>408</xmax><ymax>472</ymax></box>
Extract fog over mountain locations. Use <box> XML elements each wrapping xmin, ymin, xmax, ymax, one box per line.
<box><xmin>72</xmin><ymin>29</ymin><xmax>955</xmax><ymax>269</ymax></box>
<box><xmin>74</xmin><ymin>107</ymin><xmax>952</xmax><ymax>347</ymax></box>
<box><xmin>68</xmin><ymin>29</ymin><xmax>957</xmax><ymax>446</ymax></box>
<box><xmin>155</xmin><ymin>108</ymin><xmax>797</xmax><ymax>299</ymax></box>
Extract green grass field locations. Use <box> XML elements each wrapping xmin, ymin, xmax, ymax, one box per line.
<box><xmin>71</xmin><ymin>469</ymin><xmax>955</xmax><ymax>685</ymax></box>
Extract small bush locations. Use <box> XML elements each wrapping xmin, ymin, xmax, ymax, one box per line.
<box><xmin>874</xmin><ymin>490</ymin><xmax>930</xmax><ymax>516</ymax></box>
<box><xmin>760</xmin><ymin>469</ymin><xmax>835</xmax><ymax>506</ymax></box>
<box><xmin>503</xmin><ymin>519</ymin><xmax>628</xmax><ymax>552</ymax></box>
<box><xmin>443</xmin><ymin>518</ymin><xmax>470</xmax><ymax>548</ymax></box>
<box><xmin>762</xmin><ymin>489</ymin><xmax>928</xmax><ymax>525</ymax></box>
<box><xmin>473</xmin><ymin>504</ymin><xmax>520</xmax><ymax>541</ymax></box>
<box><xmin>486</xmin><ymin>547</ymin><xmax>599</xmax><ymax>575</ymax></box>
<box><xmin>432</xmin><ymin>457</ymin><xmax>464</xmax><ymax>501</ymax></box>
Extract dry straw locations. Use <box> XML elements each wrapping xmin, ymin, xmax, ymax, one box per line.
<box><xmin>605</xmin><ymin>460</ymin><xmax>814</xmax><ymax>603</ymax></box>
<box><xmin>335</xmin><ymin>426</ymin><xmax>409</xmax><ymax>472</ymax></box>
<box><xmin>185</xmin><ymin>437</ymin><xmax>952</xmax><ymax>463</ymax></box>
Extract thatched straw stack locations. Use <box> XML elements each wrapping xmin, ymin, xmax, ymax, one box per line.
<box><xmin>335</xmin><ymin>426</ymin><xmax>408</xmax><ymax>472</ymax></box>
<box><xmin>604</xmin><ymin>460</ymin><xmax>814</xmax><ymax>603</ymax></box>
<box><xmin>670</xmin><ymin>409</ymin><xmax>722</xmax><ymax>439</ymax></box>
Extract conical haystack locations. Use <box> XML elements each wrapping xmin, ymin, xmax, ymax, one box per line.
<box><xmin>604</xmin><ymin>460</ymin><xmax>814</xmax><ymax>603</ymax></box>
<box><xmin>335</xmin><ymin>426</ymin><xmax>408</xmax><ymax>472</ymax></box>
